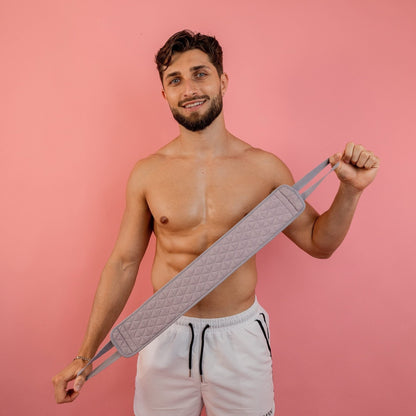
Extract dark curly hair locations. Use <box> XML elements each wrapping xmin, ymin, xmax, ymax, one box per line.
<box><xmin>155</xmin><ymin>30</ymin><xmax>223</xmax><ymax>84</ymax></box>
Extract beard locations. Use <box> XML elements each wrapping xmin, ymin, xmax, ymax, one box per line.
<box><xmin>170</xmin><ymin>91</ymin><xmax>223</xmax><ymax>132</ymax></box>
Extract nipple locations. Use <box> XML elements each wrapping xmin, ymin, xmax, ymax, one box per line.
<box><xmin>160</xmin><ymin>216</ymin><xmax>169</xmax><ymax>225</ymax></box>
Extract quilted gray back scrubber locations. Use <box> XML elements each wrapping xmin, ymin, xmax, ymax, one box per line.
<box><xmin>79</xmin><ymin>158</ymin><xmax>338</xmax><ymax>380</ymax></box>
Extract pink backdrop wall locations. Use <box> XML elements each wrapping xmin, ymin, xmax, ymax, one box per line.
<box><xmin>1</xmin><ymin>0</ymin><xmax>415</xmax><ymax>415</ymax></box>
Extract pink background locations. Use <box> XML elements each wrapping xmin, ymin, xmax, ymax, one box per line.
<box><xmin>1</xmin><ymin>0</ymin><xmax>415</xmax><ymax>415</ymax></box>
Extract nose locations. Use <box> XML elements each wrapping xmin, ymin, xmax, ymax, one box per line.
<box><xmin>182</xmin><ymin>78</ymin><xmax>198</xmax><ymax>98</ymax></box>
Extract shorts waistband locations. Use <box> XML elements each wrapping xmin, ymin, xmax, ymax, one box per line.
<box><xmin>175</xmin><ymin>297</ymin><xmax>261</xmax><ymax>329</ymax></box>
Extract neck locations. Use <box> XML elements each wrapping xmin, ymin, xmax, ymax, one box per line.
<box><xmin>176</xmin><ymin>112</ymin><xmax>230</xmax><ymax>158</ymax></box>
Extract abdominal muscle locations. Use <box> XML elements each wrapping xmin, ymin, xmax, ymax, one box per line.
<box><xmin>150</xmin><ymin>229</ymin><xmax>258</xmax><ymax>318</ymax></box>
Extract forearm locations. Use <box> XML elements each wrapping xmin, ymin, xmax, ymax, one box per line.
<box><xmin>77</xmin><ymin>259</ymin><xmax>139</xmax><ymax>358</ymax></box>
<box><xmin>312</xmin><ymin>182</ymin><xmax>363</xmax><ymax>257</ymax></box>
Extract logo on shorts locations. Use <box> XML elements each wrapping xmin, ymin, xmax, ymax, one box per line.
<box><xmin>262</xmin><ymin>409</ymin><xmax>273</xmax><ymax>416</ymax></box>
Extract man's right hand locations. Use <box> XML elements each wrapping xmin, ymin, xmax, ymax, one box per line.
<box><xmin>52</xmin><ymin>359</ymin><xmax>92</xmax><ymax>403</ymax></box>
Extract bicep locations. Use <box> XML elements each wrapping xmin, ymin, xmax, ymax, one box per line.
<box><xmin>109</xmin><ymin>168</ymin><xmax>153</xmax><ymax>267</ymax></box>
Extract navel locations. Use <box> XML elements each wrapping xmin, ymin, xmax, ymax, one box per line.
<box><xmin>160</xmin><ymin>216</ymin><xmax>169</xmax><ymax>225</ymax></box>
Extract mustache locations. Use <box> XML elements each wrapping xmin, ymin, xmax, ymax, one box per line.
<box><xmin>178</xmin><ymin>95</ymin><xmax>210</xmax><ymax>107</ymax></box>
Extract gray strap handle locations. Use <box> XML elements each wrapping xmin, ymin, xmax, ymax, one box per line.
<box><xmin>293</xmin><ymin>158</ymin><xmax>339</xmax><ymax>199</ymax></box>
<box><xmin>78</xmin><ymin>341</ymin><xmax>121</xmax><ymax>380</ymax></box>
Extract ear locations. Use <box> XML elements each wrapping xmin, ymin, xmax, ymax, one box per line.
<box><xmin>220</xmin><ymin>73</ymin><xmax>229</xmax><ymax>96</ymax></box>
<box><xmin>161</xmin><ymin>89</ymin><xmax>166</xmax><ymax>100</ymax></box>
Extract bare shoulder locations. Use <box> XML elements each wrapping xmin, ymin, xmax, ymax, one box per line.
<box><xmin>242</xmin><ymin>146</ymin><xmax>295</xmax><ymax>187</ymax></box>
<box><xmin>127</xmin><ymin>153</ymin><xmax>167</xmax><ymax>194</ymax></box>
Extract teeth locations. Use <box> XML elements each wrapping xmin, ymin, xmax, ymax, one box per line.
<box><xmin>185</xmin><ymin>101</ymin><xmax>204</xmax><ymax>108</ymax></box>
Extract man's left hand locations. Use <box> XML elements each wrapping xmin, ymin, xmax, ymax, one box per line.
<box><xmin>330</xmin><ymin>142</ymin><xmax>380</xmax><ymax>192</ymax></box>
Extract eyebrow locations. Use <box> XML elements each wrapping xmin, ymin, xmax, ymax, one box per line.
<box><xmin>165</xmin><ymin>65</ymin><xmax>211</xmax><ymax>80</ymax></box>
<box><xmin>190</xmin><ymin>65</ymin><xmax>210</xmax><ymax>72</ymax></box>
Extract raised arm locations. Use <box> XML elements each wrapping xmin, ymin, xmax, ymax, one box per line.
<box><xmin>279</xmin><ymin>142</ymin><xmax>379</xmax><ymax>258</ymax></box>
<box><xmin>52</xmin><ymin>160</ymin><xmax>153</xmax><ymax>403</ymax></box>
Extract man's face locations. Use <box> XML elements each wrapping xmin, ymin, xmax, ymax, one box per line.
<box><xmin>162</xmin><ymin>49</ymin><xmax>228</xmax><ymax>132</ymax></box>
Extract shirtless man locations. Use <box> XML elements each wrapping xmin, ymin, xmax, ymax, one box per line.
<box><xmin>52</xmin><ymin>30</ymin><xmax>379</xmax><ymax>415</ymax></box>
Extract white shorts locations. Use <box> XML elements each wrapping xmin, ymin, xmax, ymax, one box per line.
<box><xmin>134</xmin><ymin>298</ymin><xmax>275</xmax><ymax>416</ymax></box>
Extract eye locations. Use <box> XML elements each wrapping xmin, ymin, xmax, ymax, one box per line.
<box><xmin>195</xmin><ymin>72</ymin><xmax>207</xmax><ymax>79</ymax></box>
<box><xmin>169</xmin><ymin>77</ymin><xmax>180</xmax><ymax>85</ymax></box>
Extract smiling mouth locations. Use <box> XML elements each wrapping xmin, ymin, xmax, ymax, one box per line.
<box><xmin>180</xmin><ymin>98</ymin><xmax>208</xmax><ymax>110</ymax></box>
<box><xmin>184</xmin><ymin>101</ymin><xmax>205</xmax><ymax>108</ymax></box>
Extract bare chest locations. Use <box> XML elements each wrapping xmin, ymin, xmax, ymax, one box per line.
<box><xmin>146</xmin><ymin>158</ymin><xmax>274</xmax><ymax>235</ymax></box>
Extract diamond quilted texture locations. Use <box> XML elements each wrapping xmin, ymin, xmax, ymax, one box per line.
<box><xmin>111</xmin><ymin>185</ymin><xmax>305</xmax><ymax>357</ymax></box>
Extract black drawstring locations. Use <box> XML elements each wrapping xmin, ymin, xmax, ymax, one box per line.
<box><xmin>188</xmin><ymin>323</ymin><xmax>194</xmax><ymax>377</ymax></box>
<box><xmin>256</xmin><ymin>319</ymin><xmax>272</xmax><ymax>356</ymax></box>
<box><xmin>188</xmin><ymin>323</ymin><xmax>210</xmax><ymax>380</ymax></box>
<box><xmin>199</xmin><ymin>324</ymin><xmax>210</xmax><ymax>382</ymax></box>
<box><xmin>259</xmin><ymin>312</ymin><xmax>270</xmax><ymax>339</ymax></box>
